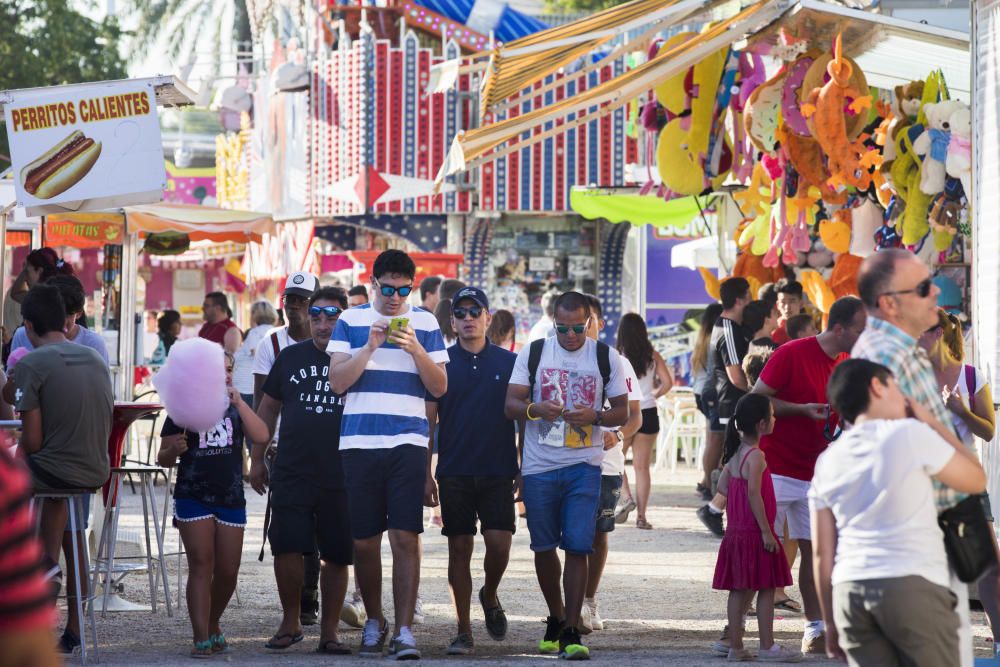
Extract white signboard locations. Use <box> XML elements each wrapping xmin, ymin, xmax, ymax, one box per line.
<box><xmin>5</xmin><ymin>80</ymin><xmax>166</xmax><ymax>215</ymax></box>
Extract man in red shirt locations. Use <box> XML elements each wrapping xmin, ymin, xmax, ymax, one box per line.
<box><xmin>751</xmin><ymin>296</ymin><xmax>866</xmax><ymax>654</ymax></box>
<box><xmin>771</xmin><ymin>278</ymin><xmax>805</xmax><ymax>346</ymax></box>
<box><xmin>199</xmin><ymin>291</ymin><xmax>241</xmax><ymax>354</ymax></box>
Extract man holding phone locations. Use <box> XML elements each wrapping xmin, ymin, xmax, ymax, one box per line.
<box><xmin>328</xmin><ymin>250</ymin><xmax>448</xmax><ymax>660</ymax></box>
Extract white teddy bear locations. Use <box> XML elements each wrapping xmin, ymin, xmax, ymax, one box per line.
<box><xmin>912</xmin><ymin>99</ymin><xmax>965</xmax><ymax>196</ymax></box>
<box><xmin>945</xmin><ymin>105</ymin><xmax>972</xmax><ymax>198</ymax></box>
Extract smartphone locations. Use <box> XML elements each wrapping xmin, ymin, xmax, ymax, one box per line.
<box><xmin>388</xmin><ymin>317</ymin><xmax>410</xmax><ymax>336</ymax></box>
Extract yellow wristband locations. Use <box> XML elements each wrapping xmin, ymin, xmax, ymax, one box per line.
<box><xmin>526</xmin><ymin>402</ymin><xmax>541</xmax><ymax>421</ymax></box>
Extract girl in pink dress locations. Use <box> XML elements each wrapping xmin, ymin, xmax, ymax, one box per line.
<box><xmin>712</xmin><ymin>393</ymin><xmax>801</xmax><ymax>662</ymax></box>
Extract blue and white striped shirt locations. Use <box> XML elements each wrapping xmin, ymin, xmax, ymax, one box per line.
<box><xmin>327</xmin><ymin>304</ymin><xmax>448</xmax><ymax>450</ymax></box>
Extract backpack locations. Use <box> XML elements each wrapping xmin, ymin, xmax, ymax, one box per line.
<box><xmin>526</xmin><ymin>337</ymin><xmax>612</xmax><ymax>405</ymax></box>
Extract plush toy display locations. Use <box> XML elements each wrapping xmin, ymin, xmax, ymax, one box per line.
<box><xmin>945</xmin><ymin>105</ymin><xmax>972</xmax><ymax>197</ymax></box>
<box><xmin>912</xmin><ymin>99</ymin><xmax>965</xmax><ymax>196</ymax></box>
<box><xmin>744</xmin><ymin>68</ymin><xmax>787</xmax><ymax>154</ymax></box>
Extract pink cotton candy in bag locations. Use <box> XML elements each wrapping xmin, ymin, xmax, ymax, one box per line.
<box><xmin>152</xmin><ymin>337</ymin><xmax>229</xmax><ymax>432</ymax></box>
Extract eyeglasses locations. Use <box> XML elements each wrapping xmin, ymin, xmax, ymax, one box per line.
<box><xmin>374</xmin><ymin>278</ymin><xmax>413</xmax><ymax>298</ymax></box>
<box><xmin>881</xmin><ymin>277</ymin><xmax>933</xmax><ymax>299</ymax></box>
<box><xmin>554</xmin><ymin>319</ymin><xmax>589</xmax><ymax>335</ymax></box>
<box><xmin>452</xmin><ymin>306</ymin><xmax>483</xmax><ymax>320</ymax></box>
<box><xmin>309</xmin><ymin>305</ymin><xmax>342</xmax><ymax>318</ymax></box>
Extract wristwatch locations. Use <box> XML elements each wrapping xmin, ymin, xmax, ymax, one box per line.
<box><xmin>614</xmin><ymin>430</ymin><xmax>624</xmax><ymax>443</ymax></box>
<box><xmin>594</xmin><ymin>410</ymin><xmax>604</xmax><ymax>427</ymax></box>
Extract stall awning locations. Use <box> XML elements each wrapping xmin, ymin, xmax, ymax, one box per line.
<box><xmin>124</xmin><ymin>203</ymin><xmax>275</xmax><ymax>243</ymax></box>
<box><xmin>571</xmin><ymin>189</ymin><xmax>712</xmax><ymax>231</ymax></box>
<box><xmin>437</xmin><ymin>0</ymin><xmax>784</xmax><ymax>181</ymax></box>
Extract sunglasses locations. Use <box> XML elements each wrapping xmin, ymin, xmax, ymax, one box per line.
<box><xmin>309</xmin><ymin>305</ymin><xmax>343</xmax><ymax>318</ymax></box>
<box><xmin>374</xmin><ymin>279</ymin><xmax>413</xmax><ymax>298</ymax></box>
<box><xmin>882</xmin><ymin>277</ymin><xmax>933</xmax><ymax>299</ymax></box>
<box><xmin>283</xmin><ymin>294</ymin><xmax>308</xmax><ymax>306</ymax></box>
<box><xmin>555</xmin><ymin>320</ymin><xmax>589</xmax><ymax>335</ymax></box>
<box><xmin>452</xmin><ymin>306</ymin><xmax>483</xmax><ymax>320</ymax></box>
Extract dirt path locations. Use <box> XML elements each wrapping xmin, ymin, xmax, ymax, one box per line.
<box><xmin>71</xmin><ymin>467</ymin><xmax>993</xmax><ymax>665</ymax></box>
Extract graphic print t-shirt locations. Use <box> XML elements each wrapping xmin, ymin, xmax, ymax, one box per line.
<box><xmin>510</xmin><ymin>337</ymin><xmax>628</xmax><ymax>476</ymax></box>
<box><xmin>262</xmin><ymin>340</ymin><xmax>346</xmax><ymax>488</ymax></box>
<box><xmin>162</xmin><ymin>405</ymin><xmax>245</xmax><ymax>508</ymax></box>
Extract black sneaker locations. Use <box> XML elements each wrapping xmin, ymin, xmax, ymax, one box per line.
<box><xmin>558</xmin><ymin>626</ymin><xmax>589</xmax><ymax>660</ymax></box>
<box><xmin>696</xmin><ymin>504</ymin><xmax>724</xmax><ymax>538</ymax></box>
<box><xmin>57</xmin><ymin>629</ymin><xmax>81</xmax><ymax>655</ymax></box>
<box><xmin>479</xmin><ymin>587</ymin><xmax>508</xmax><ymax>641</ymax></box>
<box><xmin>695</xmin><ymin>482</ymin><xmax>713</xmax><ymax>502</ymax></box>
<box><xmin>539</xmin><ymin>616</ymin><xmax>563</xmax><ymax>654</ymax></box>
<box><xmin>300</xmin><ymin>588</ymin><xmax>319</xmax><ymax>626</ymax></box>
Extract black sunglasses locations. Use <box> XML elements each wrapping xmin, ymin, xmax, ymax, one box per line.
<box><xmin>452</xmin><ymin>306</ymin><xmax>483</xmax><ymax>320</ymax></box>
<box><xmin>309</xmin><ymin>306</ymin><xmax>342</xmax><ymax>318</ymax></box>
<box><xmin>283</xmin><ymin>294</ymin><xmax>308</xmax><ymax>305</ymax></box>
<box><xmin>882</xmin><ymin>277</ymin><xmax>933</xmax><ymax>299</ymax></box>
<box><xmin>374</xmin><ymin>279</ymin><xmax>413</xmax><ymax>298</ymax></box>
<box><xmin>555</xmin><ymin>320</ymin><xmax>589</xmax><ymax>335</ymax></box>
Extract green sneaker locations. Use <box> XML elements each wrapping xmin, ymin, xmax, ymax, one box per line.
<box><xmin>559</xmin><ymin>626</ymin><xmax>590</xmax><ymax>660</ymax></box>
<box><xmin>539</xmin><ymin>616</ymin><xmax>564</xmax><ymax>654</ymax></box>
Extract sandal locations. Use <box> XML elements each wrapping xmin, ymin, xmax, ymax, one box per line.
<box><xmin>636</xmin><ymin>517</ymin><xmax>653</xmax><ymax>530</ymax></box>
<box><xmin>191</xmin><ymin>639</ymin><xmax>214</xmax><ymax>659</ymax></box>
<box><xmin>317</xmin><ymin>639</ymin><xmax>352</xmax><ymax>655</ymax></box>
<box><xmin>774</xmin><ymin>598</ymin><xmax>802</xmax><ymax>614</ymax></box>
<box><xmin>264</xmin><ymin>632</ymin><xmax>304</xmax><ymax>650</ymax></box>
<box><xmin>210</xmin><ymin>633</ymin><xmax>230</xmax><ymax>654</ymax></box>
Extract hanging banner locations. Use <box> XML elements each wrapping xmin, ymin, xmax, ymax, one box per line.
<box><xmin>4</xmin><ymin>80</ymin><xmax>166</xmax><ymax>215</ymax></box>
<box><xmin>44</xmin><ymin>212</ymin><xmax>125</xmax><ymax>248</ymax></box>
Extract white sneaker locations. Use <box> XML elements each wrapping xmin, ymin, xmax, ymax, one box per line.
<box><xmin>340</xmin><ymin>590</ymin><xmax>366</xmax><ymax>629</ymax></box>
<box><xmin>757</xmin><ymin>644</ymin><xmax>803</xmax><ymax>662</ymax></box>
<box><xmin>584</xmin><ymin>598</ymin><xmax>603</xmax><ymax>631</ymax></box>
<box><xmin>578</xmin><ymin>601</ymin><xmax>593</xmax><ymax>635</ymax></box>
<box><xmin>412</xmin><ymin>596</ymin><xmax>425</xmax><ymax>625</ymax></box>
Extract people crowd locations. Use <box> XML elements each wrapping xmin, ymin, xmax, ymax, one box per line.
<box><xmin>0</xmin><ymin>246</ymin><xmax>995</xmax><ymax>666</ymax></box>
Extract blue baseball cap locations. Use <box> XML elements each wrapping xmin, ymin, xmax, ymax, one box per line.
<box><xmin>452</xmin><ymin>286</ymin><xmax>489</xmax><ymax>310</ymax></box>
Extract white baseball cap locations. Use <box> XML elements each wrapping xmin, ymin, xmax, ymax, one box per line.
<box><xmin>283</xmin><ymin>271</ymin><xmax>319</xmax><ymax>298</ymax></box>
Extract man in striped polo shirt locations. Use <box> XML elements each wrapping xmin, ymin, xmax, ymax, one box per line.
<box><xmin>328</xmin><ymin>250</ymin><xmax>448</xmax><ymax>660</ymax></box>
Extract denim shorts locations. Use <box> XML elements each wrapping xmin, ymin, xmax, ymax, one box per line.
<box><xmin>596</xmin><ymin>474</ymin><xmax>623</xmax><ymax>534</ymax></box>
<box><xmin>174</xmin><ymin>498</ymin><xmax>247</xmax><ymax>527</ymax></box>
<box><xmin>522</xmin><ymin>462</ymin><xmax>601</xmax><ymax>555</ymax></box>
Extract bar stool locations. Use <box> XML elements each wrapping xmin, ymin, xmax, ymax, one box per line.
<box><xmin>90</xmin><ymin>402</ymin><xmax>171</xmax><ymax>616</ymax></box>
<box><xmin>34</xmin><ymin>490</ymin><xmax>99</xmax><ymax>665</ymax></box>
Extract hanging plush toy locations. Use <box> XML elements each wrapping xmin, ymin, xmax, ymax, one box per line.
<box><xmin>744</xmin><ymin>68</ymin><xmax>787</xmax><ymax>155</ymax></box>
<box><xmin>800</xmin><ymin>35</ymin><xmax>881</xmax><ymax>192</ymax></box>
<box><xmin>945</xmin><ymin>105</ymin><xmax>972</xmax><ymax>197</ymax></box>
<box><xmin>912</xmin><ymin>99</ymin><xmax>965</xmax><ymax>196</ymax></box>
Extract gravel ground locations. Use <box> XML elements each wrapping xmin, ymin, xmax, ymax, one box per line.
<box><xmin>63</xmin><ymin>466</ymin><xmax>995</xmax><ymax>665</ymax></box>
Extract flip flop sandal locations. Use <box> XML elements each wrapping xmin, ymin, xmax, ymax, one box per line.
<box><xmin>265</xmin><ymin>632</ymin><xmax>304</xmax><ymax>650</ymax></box>
<box><xmin>191</xmin><ymin>640</ymin><xmax>214</xmax><ymax>659</ymax></box>
<box><xmin>774</xmin><ymin>598</ymin><xmax>802</xmax><ymax>614</ymax></box>
<box><xmin>317</xmin><ymin>639</ymin><xmax>352</xmax><ymax>655</ymax></box>
<box><xmin>210</xmin><ymin>633</ymin><xmax>231</xmax><ymax>654</ymax></box>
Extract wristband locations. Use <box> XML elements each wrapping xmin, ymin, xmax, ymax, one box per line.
<box><xmin>526</xmin><ymin>403</ymin><xmax>541</xmax><ymax>421</ymax></box>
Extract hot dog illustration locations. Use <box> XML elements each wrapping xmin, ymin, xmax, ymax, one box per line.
<box><xmin>20</xmin><ymin>131</ymin><xmax>102</xmax><ymax>199</ymax></box>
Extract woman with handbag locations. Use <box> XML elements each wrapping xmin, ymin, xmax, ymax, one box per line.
<box><xmin>811</xmin><ymin>359</ymin><xmax>986</xmax><ymax>666</ymax></box>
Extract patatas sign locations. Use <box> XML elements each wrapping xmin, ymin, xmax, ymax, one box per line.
<box><xmin>4</xmin><ymin>80</ymin><xmax>166</xmax><ymax>214</ymax></box>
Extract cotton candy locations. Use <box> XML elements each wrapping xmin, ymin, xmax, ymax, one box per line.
<box><xmin>152</xmin><ymin>337</ymin><xmax>229</xmax><ymax>433</ymax></box>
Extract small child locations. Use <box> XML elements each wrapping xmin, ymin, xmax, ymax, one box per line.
<box><xmin>157</xmin><ymin>352</ymin><xmax>269</xmax><ymax>658</ymax></box>
<box><xmin>711</xmin><ymin>393</ymin><xmax>801</xmax><ymax>662</ymax></box>
<box><xmin>786</xmin><ymin>313</ymin><xmax>818</xmax><ymax>340</ymax></box>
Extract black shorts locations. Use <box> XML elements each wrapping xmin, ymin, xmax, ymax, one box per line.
<box><xmin>268</xmin><ymin>479</ymin><xmax>353</xmax><ymax>566</ymax></box>
<box><xmin>341</xmin><ymin>444</ymin><xmax>426</xmax><ymax>540</ymax></box>
<box><xmin>438</xmin><ymin>476</ymin><xmax>516</xmax><ymax>537</ymax></box>
<box><xmin>637</xmin><ymin>407</ymin><xmax>660</xmax><ymax>435</ymax></box>
<box><xmin>595</xmin><ymin>474</ymin><xmax>622</xmax><ymax>533</ymax></box>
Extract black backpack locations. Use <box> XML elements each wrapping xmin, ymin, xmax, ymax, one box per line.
<box><xmin>526</xmin><ymin>337</ymin><xmax>612</xmax><ymax>405</ymax></box>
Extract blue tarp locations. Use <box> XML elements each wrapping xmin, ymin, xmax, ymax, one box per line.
<box><xmin>415</xmin><ymin>0</ymin><xmax>549</xmax><ymax>42</ymax></box>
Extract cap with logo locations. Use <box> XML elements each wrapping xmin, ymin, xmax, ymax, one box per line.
<box><xmin>452</xmin><ymin>286</ymin><xmax>489</xmax><ymax>310</ymax></box>
<box><xmin>284</xmin><ymin>272</ymin><xmax>319</xmax><ymax>298</ymax></box>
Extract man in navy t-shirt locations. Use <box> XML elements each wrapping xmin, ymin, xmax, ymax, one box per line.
<box><xmin>250</xmin><ymin>287</ymin><xmax>352</xmax><ymax>655</ymax></box>
<box><xmin>425</xmin><ymin>287</ymin><xmax>518</xmax><ymax>655</ymax></box>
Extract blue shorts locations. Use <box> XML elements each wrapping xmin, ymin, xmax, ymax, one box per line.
<box><xmin>64</xmin><ymin>493</ymin><xmax>92</xmax><ymax>533</ymax></box>
<box><xmin>174</xmin><ymin>498</ymin><xmax>247</xmax><ymax>528</ymax></box>
<box><xmin>596</xmin><ymin>474</ymin><xmax>623</xmax><ymax>534</ymax></box>
<box><xmin>522</xmin><ymin>462</ymin><xmax>602</xmax><ymax>555</ymax></box>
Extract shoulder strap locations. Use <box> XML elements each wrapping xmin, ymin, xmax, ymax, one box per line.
<box><xmin>270</xmin><ymin>331</ymin><xmax>281</xmax><ymax>358</ymax></box>
<box><xmin>738</xmin><ymin>447</ymin><xmax>760</xmax><ymax>477</ymax></box>
<box><xmin>527</xmin><ymin>338</ymin><xmax>545</xmax><ymax>399</ymax></box>
<box><xmin>596</xmin><ymin>340</ymin><xmax>611</xmax><ymax>402</ymax></box>
<box><xmin>965</xmin><ymin>365</ymin><xmax>976</xmax><ymax>413</ymax></box>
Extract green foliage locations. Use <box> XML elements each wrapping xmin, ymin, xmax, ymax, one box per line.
<box><xmin>0</xmin><ymin>0</ymin><xmax>128</xmax><ymax>166</ymax></box>
<box><xmin>127</xmin><ymin>0</ymin><xmax>252</xmax><ymax>62</ymax></box>
<box><xmin>544</xmin><ymin>0</ymin><xmax>626</xmax><ymax>12</ymax></box>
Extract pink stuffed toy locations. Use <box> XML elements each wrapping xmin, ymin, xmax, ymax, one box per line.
<box><xmin>152</xmin><ymin>337</ymin><xmax>229</xmax><ymax>433</ymax></box>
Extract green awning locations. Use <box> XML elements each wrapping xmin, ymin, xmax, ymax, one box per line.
<box><xmin>570</xmin><ymin>189</ymin><xmax>711</xmax><ymax>230</ymax></box>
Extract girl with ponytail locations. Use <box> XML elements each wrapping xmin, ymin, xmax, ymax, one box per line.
<box><xmin>711</xmin><ymin>393</ymin><xmax>800</xmax><ymax>662</ymax></box>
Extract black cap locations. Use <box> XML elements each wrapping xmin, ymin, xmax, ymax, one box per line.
<box><xmin>451</xmin><ymin>286</ymin><xmax>489</xmax><ymax>310</ymax></box>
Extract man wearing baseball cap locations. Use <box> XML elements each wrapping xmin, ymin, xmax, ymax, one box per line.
<box><xmin>424</xmin><ymin>287</ymin><xmax>519</xmax><ymax>655</ymax></box>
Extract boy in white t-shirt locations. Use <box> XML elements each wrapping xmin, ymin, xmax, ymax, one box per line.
<box><xmin>810</xmin><ymin>359</ymin><xmax>986</xmax><ymax>666</ymax></box>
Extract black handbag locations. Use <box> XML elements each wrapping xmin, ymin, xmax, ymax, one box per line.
<box><xmin>938</xmin><ymin>494</ymin><xmax>998</xmax><ymax>583</ymax></box>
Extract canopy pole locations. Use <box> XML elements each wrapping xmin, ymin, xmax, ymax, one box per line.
<box><xmin>118</xmin><ymin>215</ymin><xmax>139</xmax><ymax>401</ymax></box>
